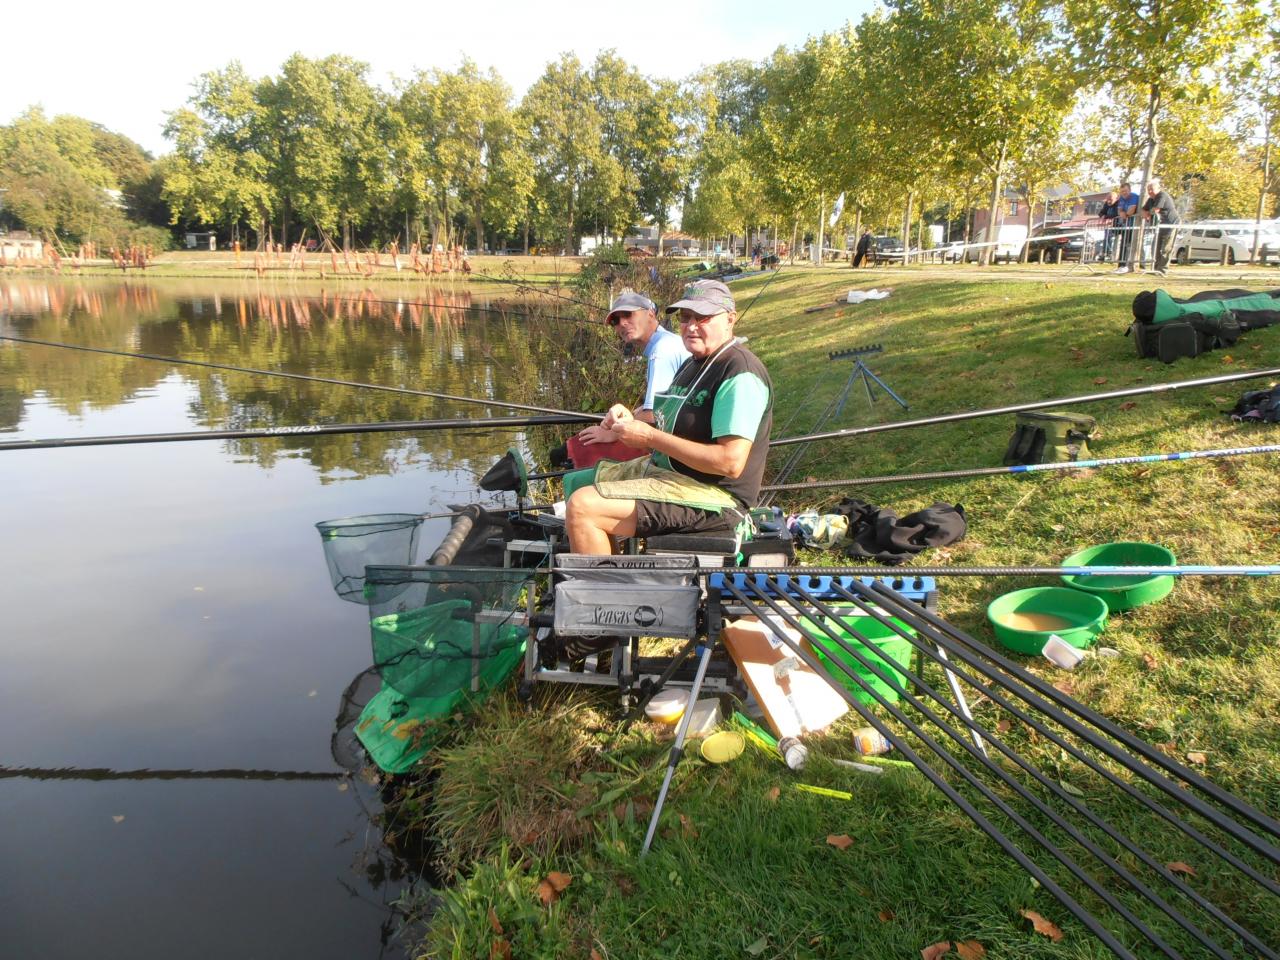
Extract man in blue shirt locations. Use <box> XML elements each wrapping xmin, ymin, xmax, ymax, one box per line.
<box><xmin>1113</xmin><ymin>181</ymin><xmax>1140</xmax><ymax>274</ymax></box>
<box><xmin>567</xmin><ymin>290</ymin><xmax>692</xmax><ymax>468</ymax></box>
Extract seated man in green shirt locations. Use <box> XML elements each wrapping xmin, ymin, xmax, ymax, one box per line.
<box><xmin>564</xmin><ymin>279</ymin><xmax>773</xmax><ymax>555</ymax></box>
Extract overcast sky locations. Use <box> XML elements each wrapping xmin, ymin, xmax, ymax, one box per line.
<box><xmin>6</xmin><ymin>0</ymin><xmax>873</xmax><ymax>157</ymax></box>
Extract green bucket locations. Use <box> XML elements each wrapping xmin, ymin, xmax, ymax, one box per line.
<box><xmin>987</xmin><ymin>587</ymin><xmax>1107</xmax><ymax>655</ymax></box>
<box><xmin>805</xmin><ymin>614</ymin><xmax>915</xmax><ymax>706</ymax></box>
<box><xmin>1060</xmin><ymin>542</ymin><xmax>1176</xmax><ymax>612</ymax></box>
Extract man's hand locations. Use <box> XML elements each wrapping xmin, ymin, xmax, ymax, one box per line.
<box><xmin>611</xmin><ymin>417</ymin><xmax>654</xmax><ymax>449</ymax></box>
<box><xmin>601</xmin><ymin>403</ymin><xmax>634</xmax><ymax>431</ymax></box>
<box><xmin>575</xmin><ymin>424</ymin><xmax>620</xmax><ymax>445</ymax></box>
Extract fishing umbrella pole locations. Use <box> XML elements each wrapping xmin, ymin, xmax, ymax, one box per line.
<box><xmin>770</xmin><ymin>366</ymin><xmax>1280</xmax><ymax>448</ymax></box>
<box><xmin>0</xmin><ymin>334</ymin><xmax>599</xmax><ymax>421</ymax></box>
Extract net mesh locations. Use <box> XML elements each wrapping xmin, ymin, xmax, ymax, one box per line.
<box><xmin>316</xmin><ymin>514</ymin><xmax>424</xmax><ymax>603</ymax></box>
<box><xmin>362</xmin><ymin>565</ymin><xmax>535</xmax><ymax>698</ymax></box>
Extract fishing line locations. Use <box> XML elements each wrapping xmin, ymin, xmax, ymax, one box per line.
<box><xmin>0</xmin><ymin>335</ymin><xmax>599</xmax><ymax>420</ymax></box>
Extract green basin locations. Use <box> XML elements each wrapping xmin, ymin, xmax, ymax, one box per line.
<box><xmin>986</xmin><ymin>587</ymin><xmax>1108</xmax><ymax>655</ymax></box>
<box><xmin>1060</xmin><ymin>541</ymin><xmax>1176</xmax><ymax>612</ymax></box>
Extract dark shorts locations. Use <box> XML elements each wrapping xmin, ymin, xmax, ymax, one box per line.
<box><xmin>633</xmin><ymin>501</ymin><xmax>743</xmax><ymax>538</ymax></box>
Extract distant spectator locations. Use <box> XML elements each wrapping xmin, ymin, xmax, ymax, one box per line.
<box><xmin>1113</xmin><ymin>181</ymin><xmax>1140</xmax><ymax>274</ymax></box>
<box><xmin>853</xmin><ymin>230</ymin><xmax>873</xmax><ymax>269</ymax></box>
<box><xmin>1141</xmin><ymin>177</ymin><xmax>1180</xmax><ymax>276</ymax></box>
<box><xmin>1098</xmin><ymin>190</ymin><xmax>1120</xmax><ymax>262</ymax></box>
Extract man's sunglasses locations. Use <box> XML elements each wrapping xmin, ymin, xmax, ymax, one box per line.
<box><xmin>607</xmin><ymin>311</ymin><xmax>635</xmax><ymax>326</ymax></box>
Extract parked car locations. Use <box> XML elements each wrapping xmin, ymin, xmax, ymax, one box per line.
<box><xmin>964</xmin><ymin>224</ymin><xmax>1028</xmax><ymax>263</ymax></box>
<box><xmin>1025</xmin><ymin>225</ymin><xmax>1086</xmax><ymax>263</ymax></box>
<box><xmin>1172</xmin><ymin>221</ymin><xmax>1280</xmax><ymax>265</ymax></box>
<box><xmin>870</xmin><ymin>236</ymin><xmax>904</xmax><ymax>263</ymax></box>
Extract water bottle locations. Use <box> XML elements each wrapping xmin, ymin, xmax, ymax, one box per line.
<box><xmin>778</xmin><ymin>736</ymin><xmax>808</xmax><ymax>771</ymax></box>
<box><xmin>852</xmin><ymin>727</ymin><xmax>894</xmax><ymax>757</ymax></box>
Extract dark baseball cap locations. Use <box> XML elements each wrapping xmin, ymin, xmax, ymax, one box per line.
<box><xmin>664</xmin><ymin>279</ymin><xmax>736</xmax><ymax>316</ymax></box>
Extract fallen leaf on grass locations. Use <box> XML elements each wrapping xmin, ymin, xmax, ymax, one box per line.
<box><xmin>1167</xmin><ymin>861</ymin><xmax>1197</xmax><ymax>876</ymax></box>
<box><xmin>745</xmin><ymin>936</ymin><xmax>769</xmax><ymax>956</ymax></box>
<box><xmin>1222</xmin><ymin>355</ymin><xmax>1235</xmax><ymax>364</ymax></box>
<box><xmin>765</xmin><ymin>786</ymin><xmax>781</xmax><ymax>803</ymax></box>
<box><xmin>490</xmin><ymin>939</ymin><xmax>511</xmax><ymax>960</ymax></box>
<box><xmin>679</xmin><ymin>813</ymin><xmax>699</xmax><ymax>839</ymax></box>
<box><xmin>1021</xmin><ymin>909</ymin><xmax>1064</xmax><ymax>942</ymax></box>
<box><xmin>1093</xmin><ymin>377</ymin><xmax>1108</xmax><ymax>385</ymax></box>
<box><xmin>1142</xmin><ymin>653</ymin><xmax>1159</xmax><ymax>671</ymax></box>
<box><xmin>921</xmin><ymin>941</ymin><xmax>951</xmax><ymax>959</ymax></box>
<box><xmin>1186</xmin><ymin>752</ymin><xmax>1208</xmax><ymax>765</ymax></box>
<box><xmin>996</xmin><ymin>719</ymin><xmax>1013</xmax><ymax>734</ymax></box>
<box><xmin>1119</xmin><ymin>400</ymin><xmax>1137</xmax><ymax>411</ymax></box>
<box><xmin>826</xmin><ymin>834</ymin><xmax>854</xmax><ymax>850</ymax></box>
<box><xmin>1052</xmin><ymin>679</ymin><xmax>1077</xmax><ymax>696</ymax></box>
<box><xmin>956</xmin><ymin>941</ymin><xmax>986</xmax><ymax>959</ymax></box>
<box><xmin>1059</xmin><ymin>780</ymin><xmax>1085</xmax><ymax>798</ymax></box>
<box><xmin>878</xmin><ymin>909</ymin><xmax>896</xmax><ymax>922</ymax></box>
<box><xmin>537</xmin><ymin>871</ymin><xmax>573</xmax><ymax>905</ymax></box>
<box><xmin>591</xmin><ymin>950</ymin><xmax>603</xmax><ymax>960</ymax></box>
<box><xmin>487</xmin><ymin>906</ymin><xmax>503</xmax><ymax>935</ymax></box>
<box><xmin>1069</xmin><ymin>347</ymin><xmax>1084</xmax><ymax>360</ymax></box>
<box><xmin>1213</xmin><ymin>396</ymin><xmax>1232</xmax><ymax>404</ymax></box>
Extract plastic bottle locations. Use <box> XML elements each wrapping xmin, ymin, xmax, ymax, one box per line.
<box><xmin>778</xmin><ymin>736</ymin><xmax>809</xmax><ymax>771</ymax></box>
<box><xmin>852</xmin><ymin>727</ymin><xmax>894</xmax><ymax>757</ymax></box>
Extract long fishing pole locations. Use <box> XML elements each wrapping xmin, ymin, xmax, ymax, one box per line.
<box><xmin>770</xmin><ymin>367</ymin><xmax>1280</xmax><ymax>447</ymax></box>
<box><xmin>763</xmin><ymin>442</ymin><xmax>1280</xmax><ymax>491</ymax></box>
<box><xmin>712</xmin><ymin>564</ymin><xmax>1280</xmax><ymax>577</ymax></box>
<box><xmin>0</xmin><ymin>335</ymin><xmax>600</xmax><ymax>421</ymax></box>
<box><xmin>0</xmin><ymin>413</ymin><xmax>591</xmax><ymax>452</ymax></box>
<box><xmin>306</xmin><ymin>293</ymin><xmax>596</xmax><ymax>326</ymax></box>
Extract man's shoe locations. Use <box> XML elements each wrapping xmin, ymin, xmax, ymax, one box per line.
<box><xmin>1113</xmin><ymin>266</ymin><xmax>1131</xmax><ymax>274</ymax></box>
<box><xmin>1156</xmin><ymin>268</ymin><xmax>1168</xmax><ymax>276</ymax></box>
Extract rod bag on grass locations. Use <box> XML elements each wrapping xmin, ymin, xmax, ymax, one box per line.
<box><xmin>1003</xmin><ymin>410</ymin><xmax>1097</xmax><ymax>465</ymax></box>
<box><xmin>1128</xmin><ymin>288</ymin><xmax>1278</xmax><ymax>364</ymax></box>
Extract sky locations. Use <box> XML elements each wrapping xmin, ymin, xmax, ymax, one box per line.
<box><xmin>5</xmin><ymin>0</ymin><xmax>874</xmax><ymax>157</ymax></box>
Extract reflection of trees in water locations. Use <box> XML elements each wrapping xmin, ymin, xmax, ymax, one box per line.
<box><xmin>0</xmin><ymin>280</ymin><xmax>572</xmax><ymax>479</ymax></box>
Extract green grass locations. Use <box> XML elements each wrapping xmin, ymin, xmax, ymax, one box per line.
<box><xmin>399</xmin><ymin>264</ymin><xmax>1280</xmax><ymax>959</ymax></box>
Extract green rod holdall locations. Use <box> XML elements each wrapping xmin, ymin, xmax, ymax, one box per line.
<box><xmin>1003</xmin><ymin>410</ymin><xmax>1098</xmax><ymax>465</ymax></box>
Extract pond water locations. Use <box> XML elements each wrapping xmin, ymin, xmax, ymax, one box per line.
<box><xmin>0</xmin><ymin>279</ymin><xmax>555</xmax><ymax>958</ymax></box>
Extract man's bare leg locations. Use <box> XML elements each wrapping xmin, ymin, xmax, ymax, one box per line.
<box><xmin>566</xmin><ymin>486</ymin><xmax>640</xmax><ymax>554</ymax></box>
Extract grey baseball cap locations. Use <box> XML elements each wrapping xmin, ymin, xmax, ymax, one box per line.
<box><xmin>664</xmin><ymin>278</ymin><xmax>736</xmax><ymax>316</ymax></box>
<box><xmin>605</xmin><ymin>290</ymin><xmax>657</xmax><ymax>323</ymax></box>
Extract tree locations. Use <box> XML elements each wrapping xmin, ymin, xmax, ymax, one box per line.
<box><xmin>1067</xmin><ymin>0</ymin><xmax>1259</xmax><ymax>259</ymax></box>
<box><xmin>162</xmin><ymin>62</ymin><xmax>275</xmax><ymax>243</ymax></box>
<box><xmin>520</xmin><ymin>54</ymin><xmax>606</xmax><ymax>253</ymax></box>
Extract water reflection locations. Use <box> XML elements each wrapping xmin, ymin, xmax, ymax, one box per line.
<box><xmin>0</xmin><ymin>279</ymin><xmax>541</xmax><ymax>482</ymax></box>
<box><xmin>0</xmin><ymin>279</ymin><xmax>545</xmax><ymax>959</ymax></box>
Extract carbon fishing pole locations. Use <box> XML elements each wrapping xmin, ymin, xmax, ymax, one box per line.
<box><xmin>716</xmin><ymin>564</ymin><xmax>1280</xmax><ymax>577</ymax></box>
<box><xmin>770</xmin><ymin>366</ymin><xmax>1280</xmax><ymax>447</ymax></box>
<box><xmin>739</xmin><ymin>578</ymin><xmax>1251</xmax><ymax>958</ymax></box>
<box><xmin>0</xmin><ymin>413</ymin><xmax>591</xmax><ymax>452</ymax></box>
<box><xmin>0</xmin><ymin>335</ymin><xmax>600</xmax><ymax>421</ymax></box>
<box><xmin>310</xmin><ymin>293</ymin><xmax>596</xmax><ymax>326</ymax></box>
<box><xmin>767</xmin><ymin>576</ymin><xmax>1280</xmax><ymax>955</ymax></box>
<box><xmin>763</xmin><ymin>442</ymin><xmax>1280</xmax><ymax>491</ymax></box>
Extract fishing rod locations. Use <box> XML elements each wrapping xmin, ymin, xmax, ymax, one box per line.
<box><xmin>303</xmin><ymin>292</ymin><xmax>596</xmax><ymax>326</ymax></box>
<box><xmin>763</xmin><ymin>442</ymin><xmax>1280</xmax><ymax>491</ymax></box>
<box><xmin>770</xmin><ymin>367</ymin><xmax>1280</xmax><ymax>447</ymax></box>
<box><xmin>0</xmin><ymin>413</ymin><xmax>591</xmax><ymax>452</ymax></box>
<box><xmin>714</xmin><ymin>564</ymin><xmax>1280</xmax><ymax>577</ymax></box>
<box><xmin>469</xmin><ymin>268</ymin><xmax>608</xmax><ymax>311</ymax></box>
<box><xmin>0</xmin><ymin>335</ymin><xmax>600</xmax><ymax>421</ymax></box>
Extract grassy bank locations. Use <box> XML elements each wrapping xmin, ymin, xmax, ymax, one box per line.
<box><xmin>399</xmin><ymin>264</ymin><xmax>1280</xmax><ymax>959</ymax></box>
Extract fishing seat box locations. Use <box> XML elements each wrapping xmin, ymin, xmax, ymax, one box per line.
<box><xmin>552</xmin><ymin>553</ymin><xmax>701</xmax><ymax>638</ymax></box>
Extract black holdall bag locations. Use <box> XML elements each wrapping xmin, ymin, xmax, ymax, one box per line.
<box><xmin>1229</xmin><ymin>386</ymin><xmax>1280</xmax><ymax>423</ymax></box>
<box><xmin>1003</xmin><ymin>410</ymin><xmax>1098</xmax><ymax>465</ymax></box>
<box><xmin>1127</xmin><ymin>319</ymin><xmax>1215</xmax><ymax>364</ymax></box>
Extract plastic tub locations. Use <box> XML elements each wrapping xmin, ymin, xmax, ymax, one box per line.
<box><xmin>645</xmin><ymin>690</ymin><xmax>689</xmax><ymax>724</ymax></box>
<box><xmin>805</xmin><ymin>615</ymin><xmax>915</xmax><ymax>706</ymax></box>
<box><xmin>1060</xmin><ymin>542</ymin><xmax>1176</xmax><ymax>612</ymax></box>
<box><xmin>987</xmin><ymin>587</ymin><xmax>1108</xmax><ymax>655</ymax></box>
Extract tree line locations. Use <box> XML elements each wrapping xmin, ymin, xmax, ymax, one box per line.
<box><xmin>2</xmin><ymin>0</ymin><xmax>1277</xmax><ymax>262</ymax></box>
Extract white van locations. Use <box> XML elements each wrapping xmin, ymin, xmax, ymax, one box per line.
<box><xmin>964</xmin><ymin>224</ymin><xmax>1029</xmax><ymax>263</ymax></box>
<box><xmin>1171</xmin><ymin>220</ymin><xmax>1280</xmax><ymax>265</ymax></box>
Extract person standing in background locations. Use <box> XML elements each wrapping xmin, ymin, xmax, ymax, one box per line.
<box><xmin>1113</xmin><ymin>182</ymin><xmax>1140</xmax><ymax>274</ymax></box>
<box><xmin>1141</xmin><ymin>177</ymin><xmax>1180</xmax><ymax>276</ymax></box>
<box><xmin>853</xmin><ymin>230</ymin><xmax>873</xmax><ymax>269</ymax></box>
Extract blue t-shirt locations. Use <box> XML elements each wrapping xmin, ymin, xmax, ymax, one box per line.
<box><xmin>642</xmin><ymin>326</ymin><xmax>692</xmax><ymax>411</ymax></box>
<box><xmin>1117</xmin><ymin>191</ymin><xmax>1139</xmax><ymax>221</ymax></box>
